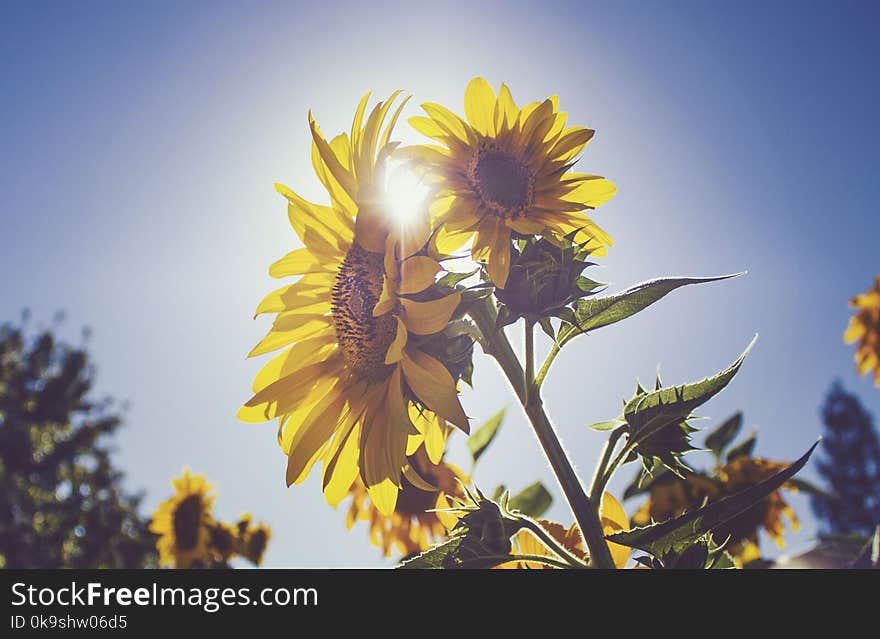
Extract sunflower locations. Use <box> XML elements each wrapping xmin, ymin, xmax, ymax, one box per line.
<box><xmin>237</xmin><ymin>520</ymin><xmax>272</xmax><ymax>566</ymax></box>
<box><xmin>239</xmin><ymin>92</ymin><xmax>470</xmax><ymax>515</ymax></box>
<box><xmin>632</xmin><ymin>458</ymin><xmax>799</xmax><ymax>561</ymax></box>
<box><xmin>150</xmin><ymin>469</ymin><xmax>215</xmax><ymax>568</ymax></box>
<box><xmin>504</xmin><ymin>492</ymin><xmax>630</xmax><ymax>568</ymax></box>
<box><xmin>345</xmin><ymin>440</ymin><xmax>466</xmax><ymax>557</ymax></box>
<box><xmin>844</xmin><ymin>275</ymin><xmax>880</xmax><ymax>387</ymax></box>
<box><xmin>406</xmin><ymin>77</ymin><xmax>616</xmax><ymax>288</ymax></box>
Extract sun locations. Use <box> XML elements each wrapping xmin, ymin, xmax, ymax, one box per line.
<box><xmin>384</xmin><ymin>161</ymin><xmax>429</xmax><ymax>228</ymax></box>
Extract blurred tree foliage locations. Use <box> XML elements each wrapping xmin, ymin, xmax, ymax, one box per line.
<box><xmin>811</xmin><ymin>382</ymin><xmax>880</xmax><ymax>536</ymax></box>
<box><xmin>0</xmin><ymin>317</ymin><xmax>156</xmax><ymax>568</ymax></box>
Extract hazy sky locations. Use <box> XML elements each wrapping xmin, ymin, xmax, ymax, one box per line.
<box><xmin>3</xmin><ymin>1</ymin><xmax>879</xmax><ymax>567</ymax></box>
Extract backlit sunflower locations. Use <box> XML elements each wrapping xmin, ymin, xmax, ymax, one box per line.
<box><xmin>239</xmin><ymin>92</ymin><xmax>470</xmax><ymax>515</ymax></box>
<box><xmin>150</xmin><ymin>469</ymin><xmax>215</xmax><ymax>568</ymax></box>
<box><xmin>238</xmin><ymin>520</ymin><xmax>272</xmax><ymax>566</ymax></box>
<box><xmin>504</xmin><ymin>492</ymin><xmax>630</xmax><ymax>568</ymax></box>
<box><xmin>407</xmin><ymin>77</ymin><xmax>616</xmax><ymax>287</ymax></box>
<box><xmin>844</xmin><ymin>275</ymin><xmax>880</xmax><ymax>387</ymax></box>
<box><xmin>345</xmin><ymin>440</ymin><xmax>466</xmax><ymax>557</ymax></box>
<box><xmin>633</xmin><ymin>458</ymin><xmax>799</xmax><ymax>562</ymax></box>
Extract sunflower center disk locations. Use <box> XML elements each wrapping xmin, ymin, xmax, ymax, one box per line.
<box><xmin>173</xmin><ymin>495</ymin><xmax>203</xmax><ymax>551</ymax></box>
<box><xmin>331</xmin><ymin>244</ymin><xmax>397</xmax><ymax>382</ymax></box>
<box><xmin>470</xmin><ymin>146</ymin><xmax>534</xmax><ymax>217</ymax></box>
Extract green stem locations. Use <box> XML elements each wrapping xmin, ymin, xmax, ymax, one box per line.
<box><xmin>469</xmin><ymin>297</ymin><xmax>616</xmax><ymax>569</ymax></box>
<box><xmin>524</xmin><ymin>320</ymin><xmax>535</xmax><ymax>406</ymax></box>
<box><xmin>593</xmin><ymin>439</ymin><xmax>636</xmax><ymax>504</ymax></box>
<box><xmin>588</xmin><ymin>427</ymin><xmax>626</xmax><ymax>503</ymax></box>
<box><xmin>534</xmin><ymin>340</ymin><xmax>561</xmax><ymax>392</ymax></box>
<box><xmin>519</xmin><ymin>518</ymin><xmax>588</xmax><ymax>568</ymax></box>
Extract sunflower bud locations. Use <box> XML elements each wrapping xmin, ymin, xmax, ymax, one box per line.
<box><xmin>494</xmin><ymin>235</ymin><xmax>602</xmax><ymax>328</ymax></box>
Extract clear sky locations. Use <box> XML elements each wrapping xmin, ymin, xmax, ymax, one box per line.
<box><xmin>3</xmin><ymin>0</ymin><xmax>879</xmax><ymax>567</ymax></box>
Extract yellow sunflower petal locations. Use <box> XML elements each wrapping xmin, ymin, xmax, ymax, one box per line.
<box><xmin>401</xmin><ymin>349</ymin><xmax>469</xmax><ymax>432</ymax></box>
<box><xmin>384</xmin><ymin>316</ymin><xmax>408</xmax><ymax>364</ymax></box>
<box><xmin>600</xmin><ymin>492</ymin><xmax>631</xmax><ymax>569</ymax></box>
<box><xmin>399</xmin><ymin>256</ymin><xmax>442</xmax><ymax>294</ymax></box>
<box><xmin>400</xmin><ymin>292</ymin><xmax>461</xmax><ymax>335</ymax></box>
<box><xmin>464</xmin><ymin>77</ymin><xmax>497</xmax><ymax>136</ymax></box>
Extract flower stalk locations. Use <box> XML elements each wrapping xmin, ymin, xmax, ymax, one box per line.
<box><xmin>469</xmin><ymin>296</ymin><xmax>616</xmax><ymax>568</ymax></box>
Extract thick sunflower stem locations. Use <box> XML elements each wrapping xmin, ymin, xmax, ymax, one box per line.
<box><xmin>524</xmin><ymin>320</ymin><xmax>536</xmax><ymax>406</ymax></box>
<box><xmin>469</xmin><ymin>297</ymin><xmax>616</xmax><ymax>569</ymax></box>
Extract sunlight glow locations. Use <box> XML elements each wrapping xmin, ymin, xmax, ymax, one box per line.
<box><xmin>384</xmin><ymin>163</ymin><xmax>429</xmax><ymax>228</ymax></box>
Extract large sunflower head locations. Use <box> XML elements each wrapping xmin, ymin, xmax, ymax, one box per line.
<box><xmin>150</xmin><ymin>469</ymin><xmax>216</xmax><ymax>568</ymax></box>
<box><xmin>845</xmin><ymin>275</ymin><xmax>880</xmax><ymax>387</ymax></box>
<box><xmin>407</xmin><ymin>77</ymin><xmax>616</xmax><ymax>288</ymax></box>
<box><xmin>345</xmin><ymin>443</ymin><xmax>466</xmax><ymax>557</ymax></box>
<box><xmin>240</xmin><ymin>93</ymin><xmax>470</xmax><ymax>516</ymax></box>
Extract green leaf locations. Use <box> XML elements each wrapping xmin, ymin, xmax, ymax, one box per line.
<box><xmin>726</xmin><ymin>432</ymin><xmax>757</xmax><ymax>462</ymax></box>
<box><xmin>437</xmin><ymin>268</ymin><xmax>479</xmax><ymax>289</ymax></box>
<box><xmin>556</xmin><ymin>274</ymin><xmax>743</xmax><ymax>347</ymax></box>
<box><xmin>508</xmin><ymin>481</ymin><xmax>553</xmax><ymax>518</ymax></box>
<box><xmin>398</xmin><ymin>534</ymin><xmax>517</xmax><ymax>569</ymax></box>
<box><xmin>589</xmin><ymin>417</ymin><xmax>627</xmax><ymax>431</ymax></box>
<box><xmin>467</xmin><ymin>408</ymin><xmax>507</xmax><ymax>463</ymax></box>
<box><xmin>608</xmin><ymin>442</ymin><xmax>818</xmax><ymax>558</ymax></box>
<box><xmin>705</xmin><ymin>413</ymin><xmax>743</xmax><ymax>459</ymax></box>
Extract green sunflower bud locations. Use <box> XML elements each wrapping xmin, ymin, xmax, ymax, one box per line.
<box><xmin>494</xmin><ymin>235</ymin><xmax>603</xmax><ymax>327</ymax></box>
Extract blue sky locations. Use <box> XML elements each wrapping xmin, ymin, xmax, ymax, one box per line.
<box><xmin>2</xmin><ymin>1</ymin><xmax>879</xmax><ymax>566</ymax></box>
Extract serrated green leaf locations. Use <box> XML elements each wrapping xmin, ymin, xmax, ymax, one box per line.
<box><xmin>705</xmin><ymin>413</ymin><xmax>743</xmax><ymax>459</ymax></box>
<box><xmin>556</xmin><ymin>274</ymin><xmax>743</xmax><ymax>347</ymax></box>
<box><xmin>608</xmin><ymin>442</ymin><xmax>818</xmax><ymax>558</ymax></box>
<box><xmin>466</xmin><ymin>407</ymin><xmax>507</xmax><ymax>463</ymax></box>
<box><xmin>508</xmin><ymin>481</ymin><xmax>553</xmax><ymax>518</ymax></box>
<box><xmin>726</xmin><ymin>432</ymin><xmax>757</xmax><ymax>462</ymax></box>
<box><xmin>492</xmin><ymin>484</ymin><xmax>507</xmax><ymax>501</ymax></box>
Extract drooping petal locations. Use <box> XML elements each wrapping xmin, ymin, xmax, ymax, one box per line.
<box><xmin>400</xmin><ymin>292</ymin><xmax>461</xmax><ymax>335</ymax></box>
<box><xmin>401</xmin><ymin>349</ymin><xmax>469</xmax><ymax>432</ymax></box>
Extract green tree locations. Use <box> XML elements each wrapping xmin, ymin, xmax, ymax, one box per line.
<box><xmin>811</xmin><ymin>382</ymin><xmax>880</xmax><ymax>536</ymax></box>
<box><xmin>0</xmin><ymin>318</ymin><xmax>156</xmax><ymax>568</ymax></box>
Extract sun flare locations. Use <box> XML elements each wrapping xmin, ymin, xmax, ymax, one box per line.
<box><xmin>384</xmin><ymin>162</ymin><xmax>430</xmax><ymax>229</ymax></box>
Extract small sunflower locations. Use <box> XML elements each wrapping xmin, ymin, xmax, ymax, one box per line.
<box><xmin>407</xmin><ymin>77</ymin><xmax>615</xmax><ymax>288</ymax></box>
<box><xmin>240</xmin><ymin>92</ymin><xmax>470</xmax><ymax>515</ymax></box>
<box><xmin>504</xmin><ymin>492</ymin><xmax>630</xmax><ymax>569</ymax></box>
<box><xmin>633</xmin><ymin>458</ymin><xmax>799</xmax><ymax>560</ymax></box>
<box><xmin>150</xmin><ymin>469</ymin><xmax>215</xmax><ymax>568</ymax></box>
<box><xmin>208</xmin><ymin>522</ymin><xmax>237</xmax><ymax>564</ymax></box>
<box><xmin>844</xmin><ymin>275</ymin><xmax>880</xmax><ymax>387</ymax></box>
<box><xmin>237</xmin><ymin>520</ymin><xmax>272</xmax><ymax>566</ymax></box>
<box><xmin>345</xmin><ymin>442</ymin><xmax>466</xmax><ymax>557</ymax></box>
